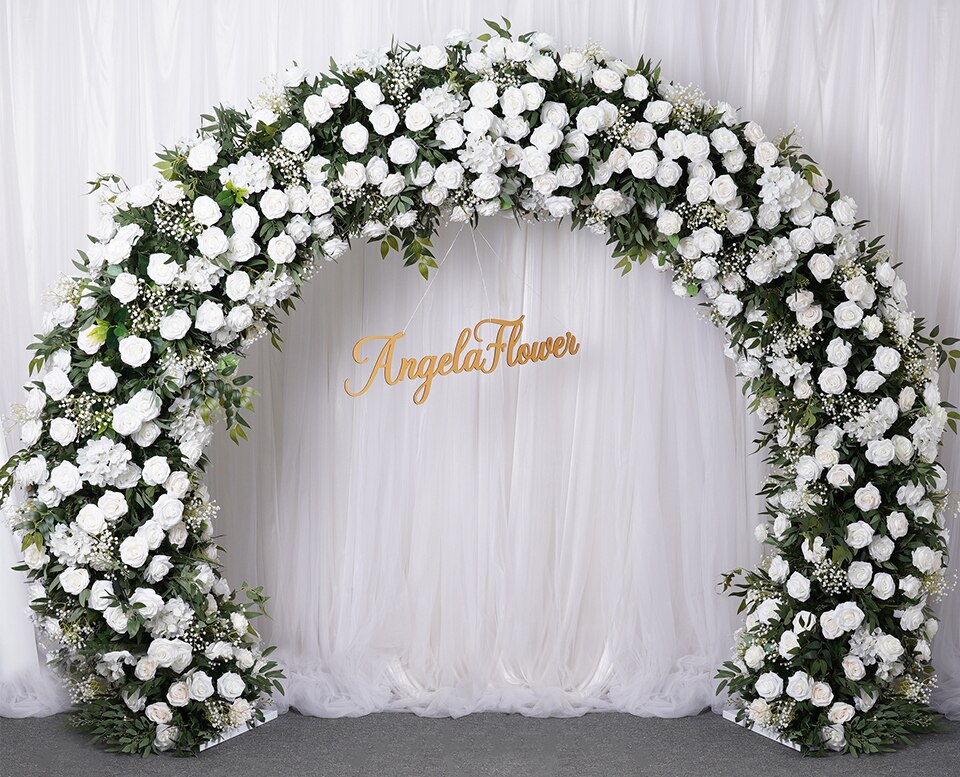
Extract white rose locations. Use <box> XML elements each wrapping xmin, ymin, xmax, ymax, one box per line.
<box><xmin>520</xmin><ymin>82</ymin><xmax>546</xmax><ymax>110</ymax></box>
<box><xmin>119</xmin><ymin>535</ymin><xmax>149</xmax><ymax>568</ymax></box>
<box><xmin>97</xmin><ymin>491</ymin><xmax>127</xmax><ymax>522</ymax></box>
<box><xmin>217</xmin><ymin>671</ymin><xmax>246</xmax><ymax>701</ymax></box>
<box><xmin>873</xmin><ymin>346</ymin><xmax>901</xmax><ymax>375</ymax></box>
<box><xmin>220</xmin><ymin>271</ymin><xmax>251</xmax><ymax>303</ymax></box>
<box><xmin>824</xmin><ymin>338</ymin><xmax>851</xmax><ymax>368</ymax></box>
<box><xmin>158</xmin><ymin>310</ymin><xmax>191</xmax><ymax>341</ymax></box>
<box><xmin>826</xmin><ymin>464</ymin><xmax>855</xmax><ymax>488</ymax></box>
<box><xmin>43</xmin><ymin>368</ymin><xmax>72</xmax><ymax>401</ymax></box>
<box><xmin>862</xmin><ymin>315</ymin><xmax>883</xmax><ymax>339</ymax></box>
<box><xmin>540</xmin><ymin>101</ymin><xmax>569</xmax><ymax>129</ymax></box>
<box><xmin>58</xmin><ymin>567</ymin><xmax>90</xmax><ymax>595</ymax></box>
<box><xmin>623</xmin><ymin>73</ymin><xmax>649</xmax><ymax>101</ymax></box>
<box><xmin>835</xmin><ymin>602</ymin><xmax>865</xmax><ymax>632</ymax></box>
<box><xmin>340</xmin><ymin>121</ymin><xmax>370</xmax><ymax>155</ymax></box>
<box><xmin>818</xmin><ymin>366</ymin><xmax>847</xmax><ymax>395</ymax></box>
<box><xmin>50</xmin><ymin>461</ymin><xmax>81</xmax><ymax>495</ymax></box>
<box><xmin>778</xmin><ymin>630</ymin><xmax>799</xmax><ymax>659</ymax></box>
<box><xmin>195</xmin><ymin>300</ymin><xmax>225</xmax><ymax>333</ymax></box>
<box><xmin>833</xmin><ymin>301</ymin><xmax>864</xmax><ymax>329</ymax></box>
<box><xmin>886</xmin><ymin>511</ymin><xmax>909</xmax><ymax>539</ymax></box>
<box><xmin>710</xmin><ymin>175</ymin><xmax>737</xmax><ymax>205</ymax></box>
<box><xmin>815</xmin><ymin>446</ymin><xmax>840</xmax><ymax>468</ymax></box>
<box><xmin>281</xmin><ymin>122</ymin><xmax>311</xmax><ymax>154</ymax></box>
<box><xmin>797</xmin><ymin>305</ymin><xmax>823</xmax><ymax>328</ymax></box>
<box><xmin>643</xmin><ymin>100</ymin><xmax>672</xmax><ymax>123</ymax></box>
<box><xmin>129</xmin><ymin>656</ymin><xmax>158</xmax><ymax>686</ymax></box>
<box><xmin>152</xmin><ymin>494</ymin><xmax>185</xmax><ymax>529</ymax></box>
<box><xmin>855</xmin><ymin>371</ymin><xmax>885</xmax><ymax>393</ymax></box>
<box><xmin>104</xmin><ymin>605</ymin><xmax>129</xmax><ymax>633</ymax></box>
<box><xmin>807</xmin><ymin>252</ymin><xmax>834</xmax><ymax>282</ymax></box>
<box><xmin>187</xmin><ymin>137</ymin><xmax>220</xmax><ymax>171</ymax></box>
<box><xmin>110</xmin><ymin>272</ymin><xmax>139</xmax><ymax>304</ymax></box>
<box><xmin>686</xmin><ymin>177</ymin><xmax>711</xmax><ymax>204</ymax></box>
<box><xmin>49</xmin><ymin>417</ymin><xmax>78</xmax><ymax>446</ymax></box>
<box><xmin>259</xmin><ymin>188</ymin><xmax>289</xmax><ymax>220</ymax></box>
<box><xmin>872</xmin><ymin>572</ymin><xmax>895</xmax><ymax>600</ymax></box>
<box><xmin>167</xmin><ymin>681</ymin><xmax>190</xmax><ymax>707</ymax></box>
<box><xmin>145</xmin><ymin>701</ymin><xmax>172</xmax><ymax>724</ymax></box>
<box><xmin>191</xmin><ymin>195</ymin><xmax>221</xmax><ymax>227</ymax></box>
<box><xmin>88</xmin><ymin>579</ymin><xmax>114</xmax><ymax>611</ymax></box>
<box><xmin>847</xmin><ymin>561</ymin><xmax>873</xmax><ymax>589</ymax></box>
<box><xmin>810</xmin><ymin>682</ymin><xmax>834</xmax><ymax>708</ymax></box>
<box><xmin>892</xmin><ymin>435</ymin><xmax>914</xmax><ymax>464</ymax></box>
<box><xmin>145</xmin><ymin>554</ymin><xmax>174</xmax><ymax>584</ymax></box>
<box><xmin>656</xmin><ymin>210</ymin><xmax>682</xmax><ymax>236</ymax></box>
<box><xmin>186</xmin><ymin>670</ymin><xmax>215</xmax><ymax>702</ymax></box>
<box><xmin>753</xmin><ymin>141</ymin><xmax>779</xmax><ymax>168</ymax></box>
<box><xmin>820</xmin><ymin>610</ymin><xmax>843</xmax><ymax>639</ymax></box>
<box><xmin>404</xmin><ymin>102</ymin><xmax>433</xmax><ymax>131</ymax></box>
<box><xmin>754</xmin><ymin>672</ymin><xmax>783</xmax><ymax>701</ymax></box>
<box><xmin>388</xmin><ymin>136</ymin><xmax>418</xmax><ymax>166</ymax></box>
<box><xmin>786</xmin><ymin>571</ymin><xmax>811</xmax><ymax>602</ymax></box>
<box><xmin>303</xmin><ymin>94</ymin><xmax>333</xmax><ymax>126</ymax></box>
<box><xmin>76</xmin><ymin>503</ymin><xmax>107</xmax><ymax>535</ymax></box>
<box><xmin>845</xmin><ymin>520</ymin><xmax>875</xmax><ymax>549</ymax></box>
<box><xmin>842</xmin><ymin>654</ymin><xmax>866</xmax><ymax>681</ymax></box>
<box><xmin>319</xmin><ymin>83</ymin><xmax>348</xmax><ymax>108</ymax></box>
<box><xmin>147</xmin><ymin>253</ymin><xmax>178</xmax><ymax>285</ymax></box>
<box><xmin>593</xmin><ymin>67</ymin><xmax>622</xmax><ymax>92</ymax></box>
<box><xmin>854</xmin><ymin>483</ymin><xmax>881</xmax><ymax>512</ymax></box>
<box><xmin>869</xmin><ymin>535</ymin><xmax>894</xmax><ymax>563</ymax></box>
<box><xmin>153</xmin><ymin>723</ymin><xmax>180</xmax><ymax>752</ymax></box>
<box><xmin>268</xmin><ymin>233</ymin><xmax>297</xmax><ymax>264</ymax></box>
<box><xmin>418</xmin><ymin>44</ymin><xmax>448</xmax><ymax>70</ymax></box>
<box><xmin>912</xmin><ymin>546</ymin><xmax>940</xmax><ymax>573</ymax></box>
<box><xmin>342</xmin><ymin>79</ymin><xmax>377</xmax><ymax>111</ymax></box>
<box><xmin>714</xmin><ymin>294</ymin><xmax>742</xmax><ymax>318</ymax></box>
<box><xmin>140</xmin><ymin>456</ymin><xmax>170</xmax><ymax>487</ymax></box>
<box><xmin>130</xmin><ymin>587</ymin><xmax>164</xmax><ymax>619</ymax></box>
<box><xmin>468</xmin><ymin>80</ymin><xmax>498</xmax><ymax>109</ymax></box>
<box><xmin>744</xmin><ymin>645</ymin><xmax>765</xmax><ymax>669</ymax></box>
<box><xmin>85</xmin><ymin>362</ymin><xmax>117</xmax><ymax>394</ymax></box>
<box><xmin>339</xmin><ymin>161</ymin><xmax>367</xmax><ymax>189</ymax></box>
<box><xmin>865</xmin><ymin>439</ymin><xmax>896</xmax><ymax>467</ymax></box>
<box><xmin>876</xmin><ymin>634</ymin><xmax>904</xmax><ymax>663</ymax></box>
<box><xmin>197</xmin><ymin>226</ymin><xmax>229</xmax><ymax>258</ymax></box>
<box><xmin>628</xmin><ymin>150</ymin><xmax>659</xmax><ymax>179</ymax></box>
<box><xmin>433</xmin><ymin>161</ymin><xmax>464</xmax><ymax>190</ymax></box>
<box><xmin>768</xmin><ymin>555</ymin><xmax>790</xmax><ymax>583</ymax></box>
<box><xmin>828</xmin><ymin>702</ymin><xmax>855</xmax><ymax>725</ymax></box>
<box><xmin>793</xmin><ymin>611</ymin><xmax>817</xmax><ymax>634</ymax></box>
<box><xmin>655</xmin><ymin>159</ymin><xmax>682</xmax><ymax>187</ymax></box>
<box><xmin>785</xmin><ymin>671</ymin><xmax>814</xmax><ymax>701</ymax></box>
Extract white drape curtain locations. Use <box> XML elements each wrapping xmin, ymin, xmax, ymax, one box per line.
<box><xmin>1</xmin><ymin>0</ymin><xmax>958</xmax><ymax>720</ymax></box>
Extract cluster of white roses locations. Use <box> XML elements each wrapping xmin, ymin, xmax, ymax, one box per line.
<box><xmin>2</xmin><ymin>25</ymin><xmax>953</xmax><ymax>754</ymax></box>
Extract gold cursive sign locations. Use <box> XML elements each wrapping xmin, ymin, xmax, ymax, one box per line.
<box><xmin>344</xmin><ymin>315</ymin><xmax>580</xmax><ymax>405</ymax></box>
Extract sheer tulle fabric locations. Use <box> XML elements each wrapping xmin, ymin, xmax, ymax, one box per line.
<box><xmin>1</xmin><ymin>0</ymin><xmax>958</xmax><ymax>720</ymax></box>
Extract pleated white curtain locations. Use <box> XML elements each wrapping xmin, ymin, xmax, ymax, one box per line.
<box><xmin>1</xmin><ymin>0</ymin><xmax>958</xmax><ymax>720</ymax></box>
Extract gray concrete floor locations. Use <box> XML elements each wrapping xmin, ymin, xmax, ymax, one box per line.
<box><xmin>0</xmin><ymin>711</ymin><xmax>957</xmax><ymax>777</ymax></box>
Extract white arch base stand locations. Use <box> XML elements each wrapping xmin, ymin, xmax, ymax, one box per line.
<box><xmin>721</xmin><ymin>708</ymin><xmax>801</xmax><ymax>751</ymax></box>
<box><xmin>198</xmin><ymin>707</ymin><xmax>279</xmax><ymax>752</ymax></box>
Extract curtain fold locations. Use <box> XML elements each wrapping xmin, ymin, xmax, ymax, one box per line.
<box><xmin>0</xmin><ymin>0</ymin><xmax>957</xmax><ymax>720</ymax></box>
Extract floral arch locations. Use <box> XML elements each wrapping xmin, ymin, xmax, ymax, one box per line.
<box><xmin>1</xmin><ymin>19</ymin><xmax>956</xmax><ymax>756</ymax></box>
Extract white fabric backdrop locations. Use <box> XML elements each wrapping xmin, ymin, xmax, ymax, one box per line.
<box><xmin>1</xmin><ymin>0</ymin><xmax>958</xmax><ymax>720</ymax></box>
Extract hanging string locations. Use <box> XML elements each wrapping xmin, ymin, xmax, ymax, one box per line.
<box><xmin>475</xmin><ymin>224</ymin><xmax>571</xmax><ymax>332</ymax></box>
<box><xmin>469</xmin><ymin>225</ymin><xmax>494</xmax><ymax>316</ymax></box>
<box><xmin>401</xmin><ymin>222</ymin><xmax>466</xmax><ymax>334</ymax></box>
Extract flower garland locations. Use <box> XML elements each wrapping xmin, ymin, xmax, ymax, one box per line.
<box><xmin>1</xmin><ymin>19</ymin><xmax>957</xmax><ymax>755</ymax></box>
